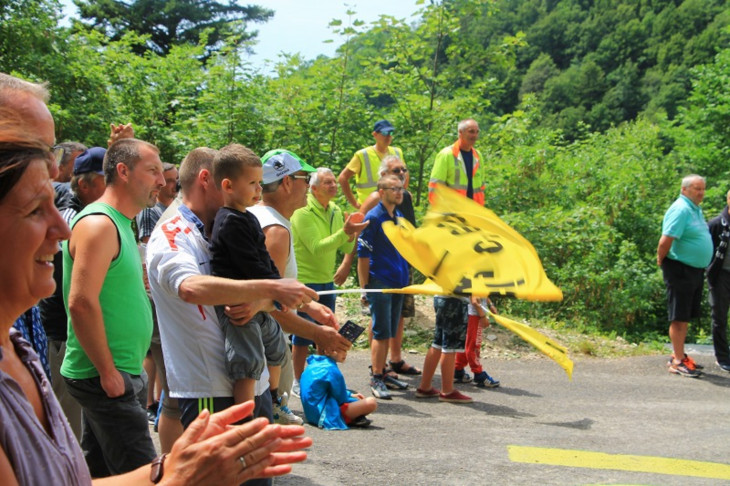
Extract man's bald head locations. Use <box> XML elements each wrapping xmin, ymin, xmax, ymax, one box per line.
<box><xmin>0</xmin><ymin>73</ymin><xmax>55</xmax><ymax>147</ymax></box>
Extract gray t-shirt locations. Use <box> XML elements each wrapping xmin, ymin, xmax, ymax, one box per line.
<box><xmin>0</xmin><ymin>329</ymin><xmax>91</xmax><ymax>485</ymax></box>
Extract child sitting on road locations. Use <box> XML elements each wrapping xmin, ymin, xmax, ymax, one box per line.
<box><xmin>300</xmin><ymin>349</ymin><xmax>377</xmax><ymax>430</ymax></box>
<box><xmin>454</xmin><ymin>296</ymin><xmax>501</xmax><ymax>388</ymax></box>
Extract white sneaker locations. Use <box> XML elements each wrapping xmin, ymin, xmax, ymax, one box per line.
<box><xmin>292</xmin><ymin>380</ymin><xmax>301</xmax><ymax>398</ymax></box>
<box><xmin>273</xmin><ymin>393</ymin><xmax>303</xmax><ymax>425</ymax></box>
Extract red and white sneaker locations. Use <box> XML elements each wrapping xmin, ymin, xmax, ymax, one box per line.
<box><xmin>667</xmin><ymin>354</ymin><xmax>704</xmax><ymax>371</ymax></box>
<box><xmin>668</xmin><ymin>358</ymin><xmax>701</xmax><ymax>378</ymax></box>
<box><xmin>438</xmin><ymin>390</ymin><xmax>473</xmax><ymax>403</ymax></box>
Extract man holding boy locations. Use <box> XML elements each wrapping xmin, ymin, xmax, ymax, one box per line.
<box><xmin>148</xmin><ymin>147</ymin><xmax>350</xmax><ymax>441</ymax></box>
<box><xmin>358</xmin><ymin>175</ymin><xmax>410</xmax><ymax>399</ymax></box>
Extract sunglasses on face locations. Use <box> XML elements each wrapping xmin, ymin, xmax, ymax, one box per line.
<box><xmin>390</xmin><ymin>167</ymin><xmax>407</xmax><ymax>175</ymax></box>
<box><xmin>290</xmin><ymin>174</ymin><xmax>311</xmax><ymax>184</ymax></box>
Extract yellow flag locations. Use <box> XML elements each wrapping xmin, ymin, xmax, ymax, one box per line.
<box><xmin>488</xmin><ymin>312</ymin><xmax>573</xmax><ymax>380</ymax></box>
<box><xmin>382</xmin><ymin>184</ymin><xmax>562</xmax><ymax>301</ymax></box>
<box><xmin>386</xmin><ymin>280</ymin><xmax>573</xmax><ymax>379</ymax></box>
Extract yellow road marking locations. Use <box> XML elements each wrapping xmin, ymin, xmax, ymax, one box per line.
<box><xmin>508</xmin><ymin>446</ymin><xmax>730</xmax><ymax>480</ymax></box>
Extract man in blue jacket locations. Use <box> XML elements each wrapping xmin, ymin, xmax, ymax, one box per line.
<box><xmin>357</xmin><ymin>175</ymin><xmax>410</xmax><ymax>399</ymax></box>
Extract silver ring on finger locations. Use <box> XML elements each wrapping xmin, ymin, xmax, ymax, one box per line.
<box><xmin>239</xmin><ymin>455</ymin><xmax>247</xmax><ymax>470</ymax></box>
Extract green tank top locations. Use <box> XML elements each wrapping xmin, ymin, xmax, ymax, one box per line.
<box><xmin>61</xmin><ymin>202</ymin><xmax>153</xmax><ymax>379</ymax></box>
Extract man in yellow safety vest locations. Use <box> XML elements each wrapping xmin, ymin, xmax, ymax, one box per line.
<box><xmin>428</xmin><ymin>118</ymin><xmax>485</xmax><ymax>205</ymax></box>
<box><xmin>338</xmin><ymin>119</ymin><xmax>406</xmax><ymax>209</ymax></box>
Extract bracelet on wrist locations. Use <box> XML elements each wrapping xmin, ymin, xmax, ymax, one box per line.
<box><xmin>150</xmin><ymin>453</ymin><xmax>168</xmax><ymax>484</ymax></box>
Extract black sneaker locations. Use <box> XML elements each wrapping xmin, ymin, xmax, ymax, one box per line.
<box><xmin>349</xmin><ymin>415</ymin><xmax>372</xmax><ymax>428</ymax></box>
<box><xmin>473</xmin><ymin>371</ymin><xmax>500</xmax><ymax>388</ymax></box>
<box><xmin>146</xmin><ymin>402</ymin><xmax>159</xmax><ymax>425</ymax></box>
<box><xmin>454</xmin><ymin>369</ymin><xmax>473</xmax><ymax>383</ymax></box>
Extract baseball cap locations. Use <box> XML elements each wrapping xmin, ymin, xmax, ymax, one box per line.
<box><xmin>73</xmin><ymin>147</ymin><xmax>106</xmax><ymax>176</ymax></box>
<box><xmin>373</xmin><ymin>119</ymin><xmax>394</xmax><ymax>135</ymax></box>
<box><xmin>261</xmin><ymin>149</ymin><xmax>316</xmax><ymax>184</ymax></box>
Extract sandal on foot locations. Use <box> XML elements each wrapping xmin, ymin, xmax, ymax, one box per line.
<box><xmin>389</xmin><ymin>359</ymin><xmax>422</xmax><ymax>376</ymax></box>
<box><xmin>383</xmin><ymin>374</ymin><xmax>409</xmax><ymax>390</ymax></box>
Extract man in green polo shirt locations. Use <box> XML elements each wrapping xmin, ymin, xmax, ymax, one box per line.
<box><xmin>656</xmin><ymin>174</ymin><xmax>713</xmax><ymax>378</ymax></box>
<box><xmin>290</xmin><ymin>167</ymin><xmax>368</xmax><ymax>388</ymax></box>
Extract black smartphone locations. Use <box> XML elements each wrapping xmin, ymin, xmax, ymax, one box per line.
<box><xmin>339</xmin><ymin>320</ymin><xmax>365</xmax><ymax>343</ymax></box>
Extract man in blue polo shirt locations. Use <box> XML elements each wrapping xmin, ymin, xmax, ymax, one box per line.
<box><xmin>657</xmin><ymin>174</ymin><xmax>713</xmax><ymax>377</ymax></box>
<box><xmin>358</xmin><ymin>175</ymin><xmax>410</xmax><ymax>399</ymax></box>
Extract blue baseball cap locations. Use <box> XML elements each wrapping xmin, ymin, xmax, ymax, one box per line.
<box><xmin>73</xmin><ymin>147</ymin><xmax>106</xmax><ymax>176</ymax></box>
<box><xmin>373</xmin><ymin>120</ymin><xmax>394</xmax><ymax>135</ymax></box>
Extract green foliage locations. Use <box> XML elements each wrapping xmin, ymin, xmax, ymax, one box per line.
<box><xmin>0</xmin><ymin>0</ymin><xmax>60</xmax><ymax>74</ymax></box>
<box><xmin>674</xmin><ymin>47</ymin><xmax>730</xmax><ymax>181</ymax></box>
<box><xmin>469</xmin><ymin>0</ymin><xmax>730</xmax><ymax>139</ymax></box>
<box><xmin>2</xmin><ymin>0</ymin><xmax>729</xmax><ymax>346</ymax></box>
<box><xmin>486</xmin><ymin>117</ymin><xmax>679</xmax><ymax>340</ymax></box>
<box><xmin>72</xmin><ymin>0</ymin><xmax>273</xmax><ymax>56</ymax></box>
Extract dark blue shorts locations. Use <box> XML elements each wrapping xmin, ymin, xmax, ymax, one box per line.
<box><xmin>368</xmin><ymin>278</ymin><xmax>403</xmax><ymax>340</ymax></box>
<box><xmin>178</xmin><ymin>389</ymin><xmax>273</xmax><ymax>428</ymax></box>
<box><xmin>292</xmin><ymin>282</ymin><xmax>336</xmax><ymax>347</ymax></box>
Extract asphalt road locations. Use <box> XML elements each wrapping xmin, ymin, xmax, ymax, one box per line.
<box><xmin>275</xmin><ymin>346</ymin><xmax>730</xmax><ymax>486</ymax></box>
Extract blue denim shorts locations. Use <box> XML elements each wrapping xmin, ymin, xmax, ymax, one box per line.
<box><xmin>368</xmin><ymin>279</ymin><xmax>404</xmax><ymax>341</ymax></box>
<box><xmin>432</xmin><ymin>296</ymin><xmax>468</xmax><ymax>352</ymax></box>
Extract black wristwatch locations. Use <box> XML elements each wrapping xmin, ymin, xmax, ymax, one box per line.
<box><xmin>150</xmin><ymin>453</ymin><xmax>168</xmax><ymax>484</ymax></box>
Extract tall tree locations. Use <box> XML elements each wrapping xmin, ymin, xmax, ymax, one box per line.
<box><xmin>0</xmin><ymin>0</ymin><xmax>60</xmax><ymax>73</ymax></box>
<box><xmin>72</xmin><ymin>0</ymin><xmax>273</xmax><ymax>55</ymax></box>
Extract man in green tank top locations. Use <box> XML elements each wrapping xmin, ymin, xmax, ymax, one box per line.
<box><xmin>62</xmin><ymin>138</ymin><xmax>165</xmax><ymax>476</ymax></box>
